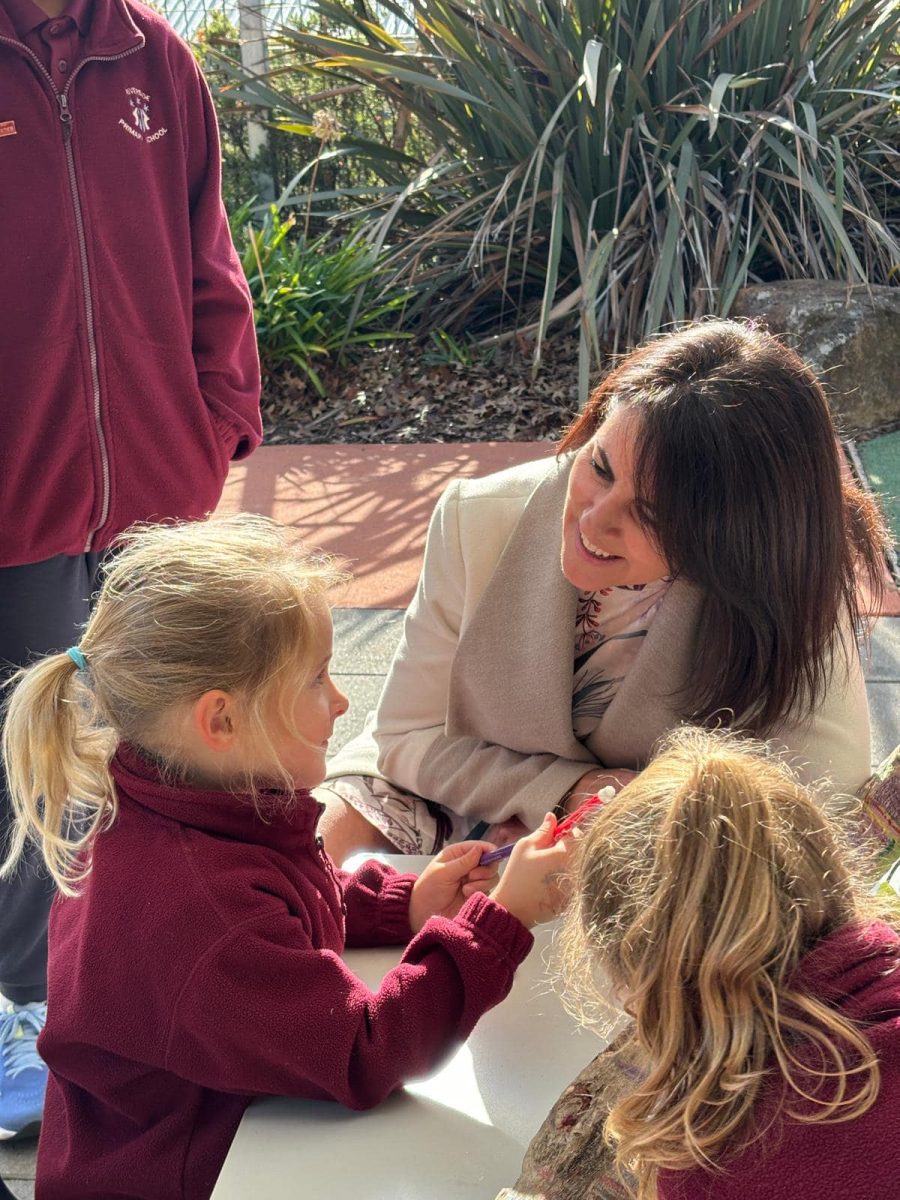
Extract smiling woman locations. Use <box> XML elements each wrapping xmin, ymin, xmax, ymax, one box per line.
<box><xmin>318</xmin><ymin>320</ymin><xmax>889</xmax><ymax>865</ymax></box>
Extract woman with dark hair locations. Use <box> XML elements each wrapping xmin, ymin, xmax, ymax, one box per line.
<box><xmin>318</xmin><ymin>320</ymin><xmax>887</xmax><ymax>862</ymax></box>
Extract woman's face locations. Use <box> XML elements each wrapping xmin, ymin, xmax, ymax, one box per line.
<box><xmin>561</xmin><ymin>407</ymin><xmax>669</xmax><ymax>590</ymax></box>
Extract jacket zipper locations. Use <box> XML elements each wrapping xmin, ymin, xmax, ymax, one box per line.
<box><xmin>316</xmin><ymin>835</ymin><xmax>348</xmax><ymax>919</ymax></box>
<box><xmin>0</xmin><ymin>37</ymin><xmax>141</xmax><ymax>551</ymax></box>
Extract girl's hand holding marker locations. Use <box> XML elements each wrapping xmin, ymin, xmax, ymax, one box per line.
<box><xmin>408</xmin><ymin>841</ymin><xmax>501</xmax><ymax>932</ymax></box>
<box><xmin>409</xmin><ymin>810</ymin><xmax>584</xmax><ymax>932</ymax></box>
<box><xmin>410</xmin><ymin>788</ymin><xmax>618</xmax><ymax>932</ymax></box>
<box><xmin>489</xmin><ymin>813</ymin><xmax>575</xmax><ymax>929</ymax></box>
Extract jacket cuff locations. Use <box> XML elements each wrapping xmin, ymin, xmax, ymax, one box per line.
<box><xmin>454</xmin><ymin>891</ymin><xmax>534</xmax><ymax>965</ymax></box>
<box><xmin>344</xmin><ymin>861</ymin><xmax>416</xmax><ymax>947</ymax></box>
<box><xmin>209</xmin><ymin>408</ymin><xmax>247</xmax><ymax>461</ymax></box>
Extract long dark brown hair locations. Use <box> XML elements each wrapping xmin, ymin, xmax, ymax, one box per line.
<box><xmin>559</xmin><ymin>320</ymin><xmax>887</xmax><ymax>733</ymax></box>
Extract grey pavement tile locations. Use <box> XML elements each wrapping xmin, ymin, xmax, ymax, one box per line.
<box><xmin>867</xmin><ymin>681</ymin><xmax>899</xmax><ymax>766</ymax></box>
<box><xmin>329</xmin><ymin>673</ymin><xmax>387</xmax><ymax>754</ymax></box>
<box><xmin>331</xmin><ymin>608</ymin><xmax>900</xmax><ymax>680</ymax></box>
<box><xmin>0</xmin><ymin>1138</ymin><xmax>37</xmax><ymax>1190</ymax></box>
<box><xmin>865</xmin><ymin>617</ymin><xmax>900</xmax><ymax>682</ymax></box>
<box><xmin>327</xmin><ymin>616</ymin><xmax>899</xmax><ymax>765</ymax></box>
<box><xmin>0</xmin><ymin>1176</ymin><xmax>33</xmax><ymax>1195</ymax></box>
<box><xmin>330</xmin><ymin>609</ymin><xmax>403</xmax><ymax>675</ymax></box>
<box><xmin>330</xmin><ymin>608</ymin><xmax>900</xmax><ymax>681</ymax></box>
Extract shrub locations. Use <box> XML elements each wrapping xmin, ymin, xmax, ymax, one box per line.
<box><xmin>196</xmin><ymin>7</ymin><xmax>430</xmax><ymax>225</ymax></box>
<box><xmin>239</xmin><ymin>0</ymin><xmax>900</xmax><ymax>397</ymax></box>
<box><xmin>231</xmin><ymin>206</ymin><xmax>412</xmax><ymax>392</ymax></box>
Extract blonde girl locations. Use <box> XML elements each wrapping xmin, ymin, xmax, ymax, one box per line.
<box><xmin>1</xmin><ymin>514</ymin><xmax>570</xmax><ymax>1200</ymax></box>
<box><xmin>558</xmin><ymin>728</ymin><xmax>900</xmax><ymax>1200</ymax></box>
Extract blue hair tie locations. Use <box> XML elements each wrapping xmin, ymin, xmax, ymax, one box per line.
<box><xmin>66</xmin><ymin>646</ymin><xmax>87</xmax><ymax>671</ymax></box>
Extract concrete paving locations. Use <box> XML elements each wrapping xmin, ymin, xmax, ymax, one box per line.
<box><xmin>329</xmin><ymin>611</ymin><xmax>900</xmax><ymax>763</ymax></box>
<box><xmin>214</xmin><ymin>443</ymin><xmax>900</xmax><ymax>616</ymax></box>
<box><xmin>214</xmin><ymin>442</ymin><xmax>552</xmax><ymax>609</ymax></box>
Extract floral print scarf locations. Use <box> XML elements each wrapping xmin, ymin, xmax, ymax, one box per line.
<box><xmin>572</xmin><ymin>579</ymin><xmax>671</xmax><ymax>741</ymax></box>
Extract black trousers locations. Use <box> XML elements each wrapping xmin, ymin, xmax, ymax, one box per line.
<box><xmin>0</xmin><ymin>553</ymin><xmax>104</xmax><ymax>1004</ymax></box>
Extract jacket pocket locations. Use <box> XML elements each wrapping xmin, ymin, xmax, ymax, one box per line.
<box><xmin>97</xmin><ymin>331</ymin><xmax>233</xmax><ymax>541</ymax></box>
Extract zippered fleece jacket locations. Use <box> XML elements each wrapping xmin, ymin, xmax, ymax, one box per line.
<box><xmin>0</xmin><ymin>0</ymin><xmax>261</xmax><ymax>567</ymax></box>
<box><xmin>36</xmin><ymin>744</ymin><xmax>533</xmax><ymax>1200</ymax></box>
<box><xmin>659</xmin><ymin>921</ymin><xmax>900</xmax><ymax>1200</ymax></box>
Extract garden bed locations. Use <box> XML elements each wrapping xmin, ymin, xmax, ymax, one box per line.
<box><xmin>260</xmin><ymin>333</ymin><xmax>581</xmax><ymax>445</ymax></box>
<box><xmin>260</xmin><ymin>331</ymin><xmax>899</xmax><ymax>447</ymax></box>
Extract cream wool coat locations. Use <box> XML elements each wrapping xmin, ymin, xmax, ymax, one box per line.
<box><xmin>326</xmin><ymin>456</ymin><xmax>872</xmax><ymax>831</ymax></box>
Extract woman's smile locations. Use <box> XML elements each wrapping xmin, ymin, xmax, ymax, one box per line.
<box><xmin>577</xmin><ymin>528</ymin><xmax>622</xmax><ymax>561</ymax></box>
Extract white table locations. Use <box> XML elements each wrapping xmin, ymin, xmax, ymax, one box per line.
<box><xmin>212</xmin><ymin>856</ymin><xmax>620</xmax><ymax>1200</ymax></box>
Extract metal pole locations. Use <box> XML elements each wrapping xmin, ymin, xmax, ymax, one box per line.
<box><xmin>238</xmin><ymin>0</ymin><xmax>275</xmax><ymax>202</ymax></box>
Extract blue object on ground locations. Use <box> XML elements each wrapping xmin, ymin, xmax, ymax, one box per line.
<box><xmin>855</xmin><ymin>430</ymin><xmax>900</xmax><ymax>582</ymax></box>
<box><xmin>0</xmin><ymin>1003</ymin><xmax>48</xmax><ymax>1141</ymax></box>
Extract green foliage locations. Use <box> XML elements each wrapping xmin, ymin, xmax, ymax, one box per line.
<box><xmin>231</xmin><ymin>205</ymin><xmax>412</xmax><ymax>393</ymax></box>
<box><xmin>195</xmin><ymin>7</ymin><xmax>429</xmax><ymax>223</ymax></box>
<box><xmin>193</xmin><ymin>11</ymin><xmax>266</xmax><ymax>213</ymax></box>
<box><xmin>422</xmin><ymin>329</ymin><xmax>496</xmax><ymax>367</ymax></box>
<box><xmin>223</xmin><ymin>0</ymin><xmax>899</xmax><ymax>397</ymax></box>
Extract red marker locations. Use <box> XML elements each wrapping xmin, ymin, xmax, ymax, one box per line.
<box><xmin>478</xmin><ymin>786</ymin><xmax>616</xmax><ymax>865</ymax></box>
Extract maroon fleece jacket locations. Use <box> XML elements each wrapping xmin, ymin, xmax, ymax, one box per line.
<box><xmin>36</xmin><ymin>744</ymin><xmax>532</xmax><ymax>1199</ymax></box>
<box><xmin>659</xmin><ymin>921</ymin><xmax>900</xmax><ymax>1200</ymax></box>
<box><xmin>0</xmin><ymin>0</ymin><xmax>261</xmax><ymax>566</ymax></box>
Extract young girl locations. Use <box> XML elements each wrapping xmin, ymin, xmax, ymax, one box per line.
<box><xmin>555</xmin><ymin>728</ymin><xmax>900</xmax><ymax>1200</ymax></box>
<box><xmin>0</xmin><ymin>515</ymin><xmax>570</xmax><ymax>1200</ymax></box>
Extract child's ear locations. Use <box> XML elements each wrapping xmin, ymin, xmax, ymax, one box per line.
<box><xmin>192</xmin><ymin>690</ymin><xmax>238</xmax><ymax>753</ymax></box>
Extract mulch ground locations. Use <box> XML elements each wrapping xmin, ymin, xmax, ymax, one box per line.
<box><xmin>260</xmin><ymin>334</ymin><xmax>581</xmax><ymax>445</ymax></box>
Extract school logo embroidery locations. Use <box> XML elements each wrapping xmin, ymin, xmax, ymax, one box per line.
<box><xmin>0</xmin><ymin>120</ymin><xmax>17</xmax><ymax>138</ymax></box>
<box><xmin>118</xmin><ymin>87</ymin><xmax>168</xmax><ymax>144</ymax></box>
<box><xmin>130</xmin><ymin>96</ymin><xmax>150</xmax><ymax>132</ymax></box>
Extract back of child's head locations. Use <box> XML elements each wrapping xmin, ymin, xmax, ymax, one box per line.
<box><xmin>560</xmin><ymin>727</ymin><xmax>897</xmax><ymax>1198</ymax></box>
<box><xmin>1</xmin><ymin>514</ymin><xmax>343</xmax><ymax>895</ymax></box>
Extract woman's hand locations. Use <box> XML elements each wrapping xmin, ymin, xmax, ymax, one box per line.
<box><xmin>563</xmin><ymin>769</ymin><xmax>638</xmax><ymax>814</ymax></box>
<box><xmin>483</xmin><ymin>816</ymin><xmax>530</xmax><ymax>847</ymax></box>
<box><xmin>408</xmin><ymin>841</ymin><xmax>499</xmax><ymax>933</ymax></box>
<box><xmin>490</xmin><ymin>813</ymin><xmax>574</xmax><ymax>929</ymax></box>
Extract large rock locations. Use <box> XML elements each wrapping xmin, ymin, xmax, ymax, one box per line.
<box><xmin>731</xmin><ymin>282</ymin><xmax>900</xmax><ymax>431</ymax></box>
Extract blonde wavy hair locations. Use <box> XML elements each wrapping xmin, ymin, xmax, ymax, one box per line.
<box><xmin>1</xmin><ymin>515</ymin><xmax>344</xmax><ymax>896</ymax></box>
<box><xmin>559</xmin><ymin>727</ymin><xmax>897</xmax><ymax>1199</ymax></box>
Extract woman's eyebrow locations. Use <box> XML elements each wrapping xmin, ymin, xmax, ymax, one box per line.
<box><xmin>592</xmin><ymin>443</ymin><xmax>615</xmax><ymax>478</ymax></box>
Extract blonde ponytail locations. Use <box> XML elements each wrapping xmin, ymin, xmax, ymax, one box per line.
<box><xmin>2</xmin><ymin>651</ymin><xmax>116</xmax><ymax>896</ymax></box>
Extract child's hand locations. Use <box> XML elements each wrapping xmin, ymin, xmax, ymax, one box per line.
<box><xmin>490</xmin><ymin>813</ymin><xmax>573</xmax><ymax>929</ymax></box>
<box><xmin>409</xmin><ymin>841</ymin><xmax>499</xmax><ymax>933</ymax></box>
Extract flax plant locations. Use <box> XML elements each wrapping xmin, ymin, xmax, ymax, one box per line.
<box><xmin>224</xmin><ymin>0</ymin><xmax>899</xmax><ymax>395</ymax></box>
